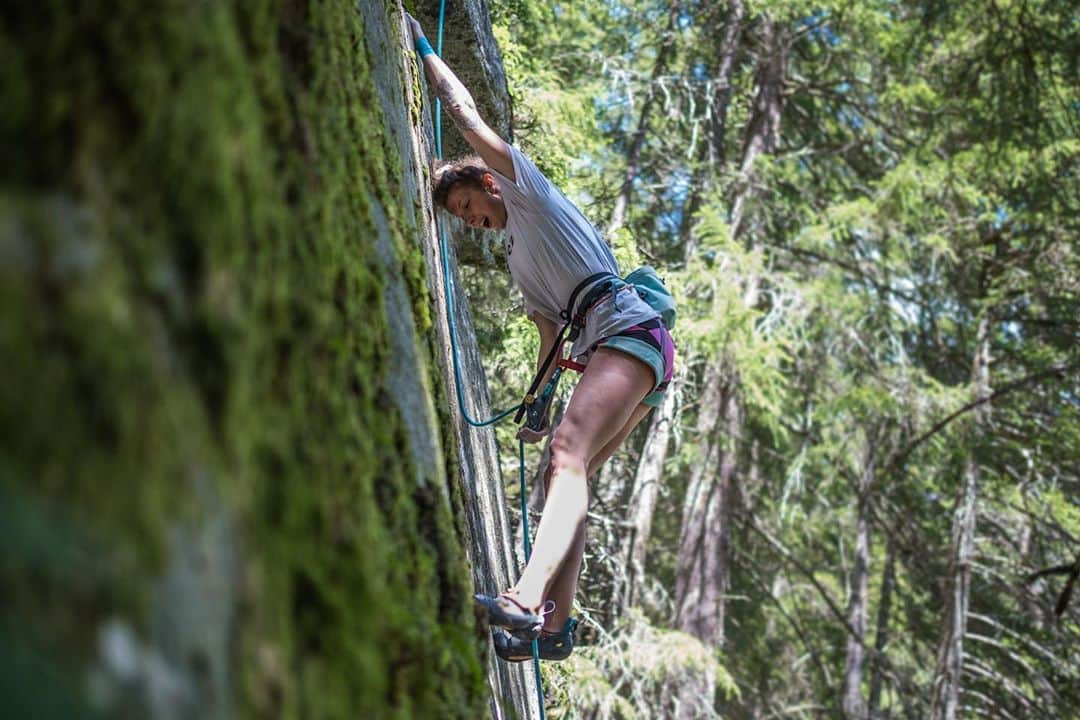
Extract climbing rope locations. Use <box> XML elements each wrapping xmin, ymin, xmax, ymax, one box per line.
<box><xmin>432</xmin><ymin>2</ymin><xmax>547</xmax><ymax>717</ymax></box>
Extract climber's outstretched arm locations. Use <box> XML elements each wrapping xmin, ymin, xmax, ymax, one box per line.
<box><xmin>405</xmin><ymin>13</ymin><xmax>515</xmax><ymax>181</ymax></box>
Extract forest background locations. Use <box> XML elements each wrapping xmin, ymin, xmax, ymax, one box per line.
<box><xmin>465</xmin><ymin>1</ymin><xmax>1079</xmax><ymax>718</ymax></box>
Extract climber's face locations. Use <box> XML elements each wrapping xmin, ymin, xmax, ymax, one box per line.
<box><xmin>446</xmin><ymin>174</ymin><xmax>507</xmax><ymax>231</ymax></box>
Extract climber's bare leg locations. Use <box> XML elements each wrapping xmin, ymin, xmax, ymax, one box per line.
<box><xmin>509</xmin><ymin>348</ymin><xmax>654</xmax><ymax>615</ymax></box>
<box><xmin>586</xmin><ymin>402</ymin><xmax>654</xmax><ymax>483</ymax></box>
<box><xmin>539</xmin><ymin>401</ymin><xmax>653</xmax><ymax>632</ymax></box>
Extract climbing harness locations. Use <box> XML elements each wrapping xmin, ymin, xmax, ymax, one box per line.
<box><xmin>518</xmin><ymin>267</ymin><xmax>676</xmax><ymax>432</ymax></box>
<box><xmin>431</xmin><ymin>2</ymin><xmax>546</xmax><ymax>717</ymax></box>
<box><xmin>516</xmin><ymin>272</ymin><xmax>619</xmax><ymax>432</ymax></box>
<box><xmin>516</xmin><ymin>273</ymin><xmax>615</xmax><ymax>421</ymax></box>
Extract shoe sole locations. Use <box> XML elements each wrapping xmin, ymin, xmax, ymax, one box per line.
<box><xmin>474</xmin><ymin>594</ymin><xmax>542</xmax><ymax>636</ymax></box>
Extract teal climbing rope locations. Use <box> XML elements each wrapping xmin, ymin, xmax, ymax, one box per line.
<box><xmin>434</xmin><ymin>14</ymin><xmax>519</xmax><ymax>429</ymax></box>
<box><xmin>432</xmin><ymin>2</ymin><xmax>547</xmax><ymax>718</ymax></box>
<box><xmin>517</xmin><ymin>436</ymin><xmax>545</xmax><ymax>719</ymax></box>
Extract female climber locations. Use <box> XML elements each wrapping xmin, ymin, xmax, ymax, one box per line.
<box><xmin>406</xmin><ymin>13</ymin><xmax>675</xmax><ymax>662</ymax></box>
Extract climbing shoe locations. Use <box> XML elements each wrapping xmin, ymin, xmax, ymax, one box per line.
<box><xmin>492</xmin><ymin>617</ymin><xmax>578</xmax><ymax>663</ymax></box>
<box><xmin>474</xmin><ymin>593</ymin><xmax>551</xmax><ymax>637</ymax></box>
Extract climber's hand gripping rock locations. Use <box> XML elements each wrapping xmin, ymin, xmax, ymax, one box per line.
<box><xmin>404</xmin><ymin>12</ymin><xmax>425</xmax><ymax>45</ymax></box>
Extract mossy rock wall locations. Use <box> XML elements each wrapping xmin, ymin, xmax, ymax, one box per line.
<box><xmin>1</xmin><ymin>1</ymin><xmax>530</xmax><ymax>718</ymax></box>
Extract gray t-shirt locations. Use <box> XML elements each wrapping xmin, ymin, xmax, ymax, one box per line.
<box><xmin>490</xmin><ymin>146</ymin><xmax>657</xmax><ymax>360</ymax></box>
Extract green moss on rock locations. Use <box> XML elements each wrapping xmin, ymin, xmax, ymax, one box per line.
<box><xmin>1</xmin><ymin>1</ymin><xmax>486</xmax><ymax>717</ymax></box>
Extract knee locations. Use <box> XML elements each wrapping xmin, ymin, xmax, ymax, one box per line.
<box><xmin>552</xmin><ymin>427</ymin><xmax>596</xmax><ymax>496</ymax></box>
<box><xmin>549</xmin><ymin>420</ymin><xmax>588</xmax><ymax>480</ymax></box>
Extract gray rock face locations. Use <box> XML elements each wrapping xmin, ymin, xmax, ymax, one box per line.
<box><xmin>429</xmin><ymin>231</ymin><xmax>540</xmax><ymax>720</ymax></box>
<box><xmin>391</xmin><ymin>4</ymin><xmax>541</xmax><ymax>720</ymax></box>
<box><xmin>2</xmin><ymin>2</ymin><xmax>533</xmax><ymax>718</ymax></box>
<box><xmin>359</xmin><ymin>0</ymin><xmax>446</xmax><ymax>485</ymax></box>
<box><xmin>88</xmin><ymin>469</ymin><xmax>238</xmax><ymax>720</ymax></box>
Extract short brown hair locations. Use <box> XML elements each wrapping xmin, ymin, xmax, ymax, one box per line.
<box><xmin>433</xmin><ymin>156</ymin><xmax>489</xmax><ymax>209</ymax></box>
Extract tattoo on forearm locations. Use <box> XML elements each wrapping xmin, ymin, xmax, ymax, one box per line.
<box><xmin>436</xmin><ymin>78</ymin><xmax>482</xmax><ymax>133</ymax></box>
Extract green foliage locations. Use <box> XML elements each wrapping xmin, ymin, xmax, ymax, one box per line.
<box><xmin>679</xmin><ymin>202</ymin><xmax>801</xmax><ymax>429</ymax></box>
<box><xmin>542</xmin><ymin>611</ymin><xmax>733</xmax><ymax>719</ymax></box>
<box><xmin>490</xmin><ymin>0</ymin><xmax>1078</xmax><ymax>717</ymax></box>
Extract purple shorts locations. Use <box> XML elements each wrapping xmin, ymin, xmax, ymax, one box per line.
<box><xmin>597</xmin><ymin>317</ymin><xmax>676</xmax><ymax>407</ymax></box>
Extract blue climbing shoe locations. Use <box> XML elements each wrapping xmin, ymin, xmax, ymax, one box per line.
<box><xmin>492</xmin><ymin>617</ymin><xmax>578</xmax><ymax>662</ymax></box>
<box><xmin>474</xmin><ymin>593</ymin><xmax>549</xmax><ymax>637</ymax></box>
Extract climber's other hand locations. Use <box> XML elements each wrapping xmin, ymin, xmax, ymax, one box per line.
<box><xmin>404</xmin><ymin>12</ymin><xmax>425</xmax><ymax>43</ymax></box>
<box><xmin>516</xmin><ymin>425</ymin><xmax>549</xmax><ymax>445</ymax></box>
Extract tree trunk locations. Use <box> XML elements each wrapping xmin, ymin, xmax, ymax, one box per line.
<box><xmin>930</xmin><ymin>315</ymin><xmax>991</xmax><ymax>720</ymax></box>
<box><xmin>679</xmin><ymin>0</ymin><xmax>745</xmax><ymax>252</ymax></box>
<box><xmin>705</xmin><ymin>0</ymin><xmax>745</xmax><ymax>169</ymax></box>
<box><xmin>674</xmin><ymin>373</ymin><xmax>739</xmax><ymax>647</ymax></box>
<box><xmin>621</xmin><ymin>382</ymin><xmax>678</xmax><ymax>610</ymax></box>
<box><xmin>632</xmin><ymin>4</ymin><xmax>747</xmax><ymax>626</ymax></box>
<box><xmin>673</xmin><ymin>13</ymin><xmax>784</xmax><ymax>649</ymax></box>
<box><xmin>868</xmin><ymin>539</ymin><xmax>896</xmax><ymax>717</ymax></box>
<box><xmin>595</xmin><ymin>452</ymin><xmax>632</xmax><ymax>504</ymax></box>
<box><xmin>623</xmin><ymin>4</ymin><xmax>747</xmax><ymax>617</ymax></box>
<box><xmin>842</xmin><ymin>440</ymin><xmax>876</xmax><ymax>719</ymax></box>
<box><xmin>671</xmin><ymin>373</ymin><xmax>739</xmax><ymax>720</ymax></box>
<box><xmin>730</xmin><ymin>17</ymin><xmax>787</xmax><ymax>241</ymax></box>
<box><xmin>593</xmin><ymin>5</ymin><xmax>683</xmax><ymax>589</ymax></box>
<box><xmin>606</xmin><ymin>3</ymin><xmax>681</xmax><ymax>237</ymax></box>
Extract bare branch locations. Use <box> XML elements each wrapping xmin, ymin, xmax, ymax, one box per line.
<box><xmin>896</xmin><ymin>363</ymin><xmax>1078</xmax><ymax>464</ymax></box>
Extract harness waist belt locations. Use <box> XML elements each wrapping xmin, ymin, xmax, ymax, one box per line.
<box><xmin>561</xmin><ymin>271</ymin><xmax>620</xmax><ymax>335</ymax></box>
